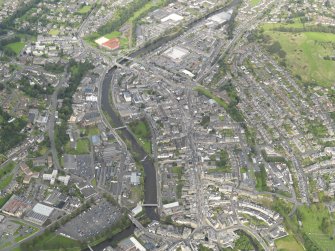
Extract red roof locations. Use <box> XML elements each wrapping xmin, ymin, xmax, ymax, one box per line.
<box><xmin>102</xmin><ymin>38</ymin><xmax>120</xmax><ymax>50</ymax></box>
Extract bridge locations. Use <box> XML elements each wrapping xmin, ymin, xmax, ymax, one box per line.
<box><xmin>114</xmin><ymin>126</ymin><xmax>127</xmax><ymax>130</ymax></box>
<box><xmin>142</xmin><ymin>204</ymin><xmax>158</xmax><ymax>207</ymax></box>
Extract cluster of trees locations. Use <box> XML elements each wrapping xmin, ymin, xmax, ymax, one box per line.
<box><xmin>55</xmin><ymin>60</ymin><xmax>93</xmax><ymax>154</ymax></box>
<box><xmin>0</xmin><ymin>36</ymin><xmax>21</xmax><ymax>57</ymax></box>
<box><xmin>98</xmin><ymin>0</ymin><xmax>150</xmax><ymax>35</ymax></box>
<box><xmin>18</xmin><ymin>76</ymin><xmax>54</xmax><ymax>98</ymax></box>
<box><xmin>272</xmin><ymin>25</ymin><xmax>335</xmax><ymax>34</ymax></box>
<box><xmin>44</xmin><ymin>62</ymin><xmax>65</xmax><ymax>74</ymax></box>
<box><xmin>266</xmin><ymin>41</ymin><xmax>286</xmax><ymax>59</ymax></box>
<box><xmin>234</xmin><ymin>230</ymin><xmax>262</xmax><ymax>251</ymax></box>
<box><xmin>324</xmin><ymin>55</ymin><xmax>335</xmax><ymax>61</ymax></box>
<box><xmin>221</xmin><ymin>82</ymin><xmax>244</xmax><ymax>123</ymax></box>
<box><xmin>0</xmin><ymin>107</ymin><xmax>27</xmax><ymax>154</ymax></box>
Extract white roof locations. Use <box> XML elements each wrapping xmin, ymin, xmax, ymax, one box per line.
<box><xmin>130</xmin><ymin>237</ymin><xmax>146</xmax><ymax>251</ymax></box>
<box><xmin>32</xmin><ymin>203</ymin><xmax>54</xmax><ymax>216</ymax></box>
<box><xmin>95</xmin><ymin>36</ymin><xmax>109</xmax><ymax>45</ymax></box>
<box><xmin>163</xmin><ymin>201</ymin><xmax>179</xmax><ymax>209</ymax></box>
<box><xmin>161</xmin><ymin>13</ymin><xmax>183</xmax><ymax>22</ymax></box>
<box><xmin>164</xmin><ymin>46</ymin><xmax>189</xmax><ymax>61</ymax></box>
<box><xmin>209</xmin><ymin>11</ymin><xmax>232</xmax><ymax>24</ymax></box>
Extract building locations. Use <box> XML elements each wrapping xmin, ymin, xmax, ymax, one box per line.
<box><xmin>1</xmin><ymin>195</ymin><xmax>31</xmax><ymax>217</ymax></box>
<box><xmin>25</xmin><ymin>203</ymin><xmax>54</xmax><ymax>225</ymax></box>
<box><xmin>43</xmin><ymin>170</ymin><xmax>71</xmax><ymax>185</ymax></box>
<box><xmin>20</xmin><ymin>162</ymin><xmax>39</xmax><ymax>184</ymax></box>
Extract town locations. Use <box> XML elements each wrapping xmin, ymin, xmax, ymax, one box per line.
<box><xmin>0</xmin><ymin>0</ymin><xmax>335</xmax><ymax>251</ymax></box>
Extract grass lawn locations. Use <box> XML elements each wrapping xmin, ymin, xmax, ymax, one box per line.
<box><xmin>48</xmin><ymin>29</ymin><xmax>60</xmax><ymax>36</ymax></box>
<box><xmin>65</xmin><ymin>138</ymin><xmax>90</xmax><ymax>155</ymax></box>
<box><xmin>0</xmin><ymin>174</ymin><xmax>13</xmax><ymax>190</ymax></box>
<box><xmin>20</xmin><ymin>234</ymin><xmax>82</xmax><ymax>251</ymax></box>
<box><xmin>5</xmin><ymin>42</ymin><xmax>25</xmax><ymax>55</ymax></box>
<box><xmin>250</xmin><ymin>0</ymin><xmax>261</xmax><ymax>7</ymax></box>
<box><xmin>77</xmin><ymin>5</ymin><xmax>92</xmax><ymax>14</ymax></box>
<box><xmin>275</xmin><ymin>235</ymin><xmax>304</xmax><ymax>251</ymax></box>
<box><xmin>0</xmin><ymin>161</ymin><xmax>15</xmax><ymax>179</ymax></box>
<box><xmin>105</xmin><ymin>31</ymin><xmax>122</xmax><ymax>39</ymax></box>
<box><xmin>91</xmin><ymin>178</ymin><xmax>97</xmax><ymax>186</ymax></box>
<box><xmin>298</xmin><ymin>204</ymin><xmax>335</xmax><ymax>250</ymax></box>
<box><xmin>262</xmin><ymin>24</ymin><xmax>335</xmax><ymax>87</ymax></box>
<box><xmin>128</xmin><ymin>119</ymin><xmax>152</xmax><ymax>154</ymax></box>
<box><xmin>87</xmin><ymin>126</ymin><xmax>100</xmax><ymax>136</ymax></box>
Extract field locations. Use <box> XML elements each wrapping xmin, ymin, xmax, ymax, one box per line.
<box><xmin>262</xmin><ymin>23</ymin><xmax>335</xmax><ymax>87</ymax></box>
<box><xmin>0</xmin><ymin>174</ymin><xmax>13</xmax><ymax>190</ymax></box>
<box><xmin>19</xmin><ymin>233</ymin><xmax>82</xmax><ymax>251</ymax></box>
<box><xmin>298</xmin><ymin>204</ymin><xmax>335</xmax><ymax>250</ymax></box>
<box><xmin>5</xmin><ymin>42</ymin><xmax>25</xmax><ymax>55</ymax></box>
<box><xmin>250</xmin><ymin>0</ymin><xmax>261</xmax><ymax>7</ymax></box>
<box><xmin>275</xmin><ymin>235</ymin><xmax>304</xmax><ymax>251</ymax></box>
<box><xmin>77</xmin><ymin>5</ymin><xmax>92</xmax><ymax>14</ymax></box>
<box><xmin>48</xmin><ymin>29</ymin><xmax>60</xmax><ymax>36</ymax></box>
<box><xmin>65</xmin><ymin>138</ymin><xmax>90</xmax><ymax>154</ymax></box>
<box><xmin>128</xmin><ymin>119</ymin><xmax>152</xmax><ymax>154</ymax></box>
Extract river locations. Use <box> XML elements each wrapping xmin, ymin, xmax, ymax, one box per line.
<box><xmin>94</xmin><ymin>0</ymin><xmax>242</xmax><ymax>249</ymax></box>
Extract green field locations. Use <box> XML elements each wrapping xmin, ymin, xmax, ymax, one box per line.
<box><xmin>250</xmin><ymin>0</ymin><xmax>261</xmax><ymax>7</ymax></box>
<box><xmin>128</xmin><ymin>119</ymin><xmax>152</xmax><ymax>154</ymax></box>
<box><xmin>298</xmin><ymin>204</ymin><xmax>335</xmax><ymax>250</ymax></box>
<box><xmin>19</xmin><ymin>233</ymin><xmax>82</xmax><ymax>251</ymax></box>
<box><xmin>77</xmin><ymin>5</ymin><xmax>92</xmax><ymax>14</ymax></box>
<box><xmin>48</xmin><ymin>29</ymin><xmax>60</xmax><ymax>36</ymax></box>
<box><xmin>105</xmin><ymin>31</ymin><xmax>122</xmax><ymax>39</ymax></box>
<box><xmin>0</xmin><ymin>174</ymin><xmax>13</xmax><ymax>190</ymax></box>
<box><xmin>262</xmin><ymin>24</ymin><xmax>335</xmax><ymax>87</ymax></box>
<box><xmin>5</xmin><ymin>42</ymin><xmax>25</xmax><ymax>55</ymax></box>
<box><xmin>275</xmin><ymin>235</ymin><xmax>304</xmax><ymax>251</ymax></box>
<box><xmin>65</xmin><ymin>138</ymin><xmax>90</xmax><ymax>154</ymax></box>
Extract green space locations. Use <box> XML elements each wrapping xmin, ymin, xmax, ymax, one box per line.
<box><xmin>19</xmin><ymin>233</ymin><xmax>83</xmax><ymax>251</ymax></box>
<box><xmin>77</xmin><ymin>5</ymin><xmax>92</xmax><ymax>14</ymax></box>
<box><xmin>65</xmin><ymin>138</ymin><xmax>90</xmax><ymax>155</ymax></box>
<box><xmin>128</xmin><ymin>119</ymin><xmax>152</xmax><ymax>154</ymax></box>
<box><xmin>255</xmin><ymin>165</ymin><xmax>268</xmax><ymax>192</ymax></box>
<box><xmin>275</xmin><ymin>235</ymin><xmax>304</xmax><ymax>251</ymax></box>
<box><xmin>233</xmin><ymin>230</ymin><xmax>263</xmax><ymax>251</ymax></box>
<box><xmin>250</xmin><ymin>0</ymin><xmax>261</xmax><ymax>6</ymax></box>
<box><xmin>48</xmin><ymin>29</ymin><xmax>60</xmax><ymax>36</ymax></box>
<box><xmin>0</xmin><ymin>193</ymin><xmax>12</xmax><ymax>207</ymax></box>
<box><xmin>208</xmin><ymin>150</ymin><xmax>231</xmax><ymax>173</ymax></box>
<box><xmin>306</xmin><ymin>119</ymin><xmax>328</xmax><ymax>138</ymax></box>
<box><xmin>5</xmin><ymin>42</ymin><xmax>25</xmax><ymax>55</ymax></box>
<box><xmin>171</xmin><ymin>165</ymin><xmax>184</xmax><ymax>199</ymax></box>
<box><xmin>105</xmin><ymin>31</ymin><xmax>122</xmax><ymax>39</ymax></box>
<box><xmin>297</xmin><ymin>204</ymin><xmax>335</xmax><ymax>250</ymax></box>
<box><xmin>0</xmin><ymin>161</ymin><xmax>15</xmax><ymax>179</ymax></box>
<box><xmin>241</xmin><ymin>213</ymin><xmax>268</xmax><ymax>227</ymax></box>
<box><xmin>55</xmin><ymin>60</ymin><xmax>93</xmax><ymax>156</ymax></box>
<box><xmin>91</xmin><ymin>178</ymin><xmax>97</xmax><ymax>186</ymax></box>
<box><xmin>261</xmin><ymin>23</ymin><xmax>335</xmax><ymax>87</ymax></box>
<box><xmin>0</xmin><ymin>174</ymin><xmax>14</xmax><ymax>190</ymax></box>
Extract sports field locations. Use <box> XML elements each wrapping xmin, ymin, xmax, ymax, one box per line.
<box><xmin>262</xmin><ymin>23</ymin><xmax>335</xmax><ymax>87</ymax></box>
